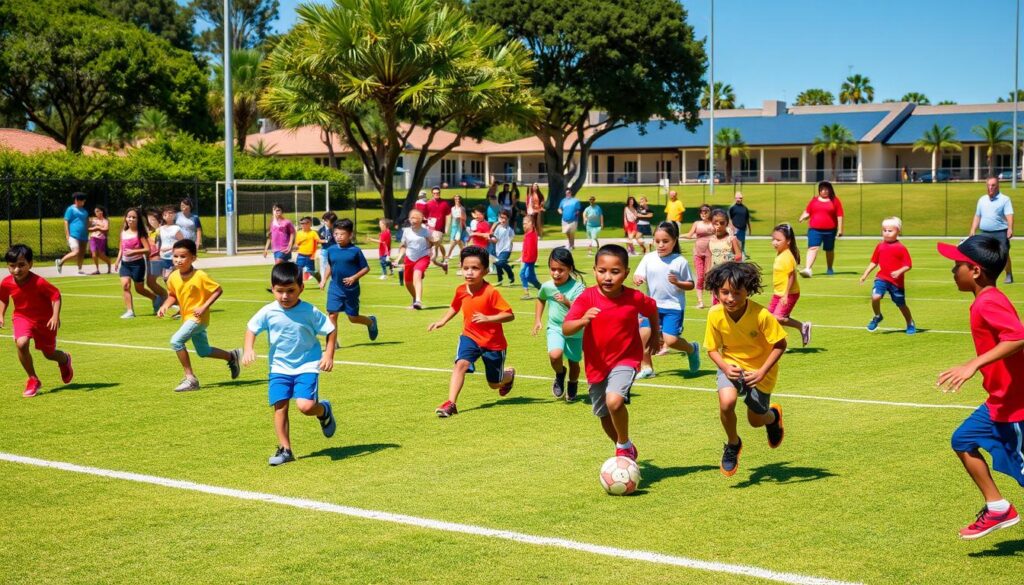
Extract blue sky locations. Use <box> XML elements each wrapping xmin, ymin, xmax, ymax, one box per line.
<box><xmin>269</xmin><ymin>0</ymin><xmax>1021</xmax><ymax>106</ymax></box>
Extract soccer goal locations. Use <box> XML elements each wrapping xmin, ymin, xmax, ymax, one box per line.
<box><xmin>214</xmin><ymin>180</ymin><xmax>331</xmax><ymax>251</ymax></box>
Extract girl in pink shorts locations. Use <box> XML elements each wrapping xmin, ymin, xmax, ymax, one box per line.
<box><xmin>769</xmin><ymin>223</ymin><xmax>811</xmax><ymax>346</ymax></box>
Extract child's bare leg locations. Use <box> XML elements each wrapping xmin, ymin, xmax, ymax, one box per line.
<box><xmin>15</xmin><ymin>337</ymin><xmax>37</xmax><ymax>378</ymax></box>
<box><xmin>695</xmin><ymin>288</ymin><xmax>705</xmax><ymax>307</ymax></box>
<box><xmin>273</xmin><ymin>400</ymin><xmax>291</xmax><ymax>450</ymax></box>
<box><xmin>747</xmin><ymin>405</ymin><xmax>777</xmax><ymax>428</ymax></box>
<box><xmin>413</xmin><ymin>270</ymin><xmax>425</xmax><ymax>302</ymax></box>
<box><xmin>486</xmin><ymin>368</ymin><xmax>514</xmax><ymax>390</ymax></box>
<box><xmin>640</xmin><ymin>327</ymin><xmax>654</xmax><ymax>370</ymax></box>
<box><xmin>347</xmin><ymin>314</ymin><xmax>372</xmax><ymax>327</ymax></box>
<box><xmin>898</xmin><ymin>304</ymin><xmax>914</xmax><ymax>326</ymax></box>
<box><xmin>296</xmin><ymin>397</ymin><xmax>325</xmax><ymax>418</ymax></box>
<box><xmin>147</xmin><ymin>276</ymin><xmax>167</xmax><ymax>298</ymax></box>
<box><xmin>205</xmin><ymin>347</ymin><xmax>233</xmax><ymax>361</ymax></box>
<box><xmin>805</xmin><ymin>247</ymin><xmax>819</xmax><ymax>271</ymax></box>
<box><xmin>605</xmin><ymin>393</ymin><xmax>629</xmax><ymax>443</ymax></box>
<box><xmin>663</xmin><ymin>333</ymin><xmax>695</xmax><ymax>353</ymax></box>
<box><xmin>956</xmin><ymin>449</ymin><xmax>1003</xmax><ymax>502</ymax></box>
<box><xmin>448</xmin><ymin>360</ymin><xmax>472</xmax><ymax>403</ymax></box>
<box><xmin>120</xmin><ymin>277</ymin><xmax>134</xmax><ymax>312</ymax></box>
<box><xmin>404</xmin><ymin>278</ymin><xmax>416</xmax><ymax>301</ymax></box>
<box><xmin>871</xmin><ymin>295</ymin><xmax>882</xmax><ymax>316</ymax></box>
<box><xmin>778</xmin><ymin>316</ymin><xmax>804</xmax><ymax>331</ymax></box>
<box><xmin>718</xmin><ymin>386</ymin><xmax>740</xmax><ymax>444</ymax></box>
<box><xmin>134</xmin><ymin>281</ymin><xmax>156</xmax><ymax>301</ymax></box>
<box><xmin>548</xmin><ymin>349</ymin><xmax>565</xmax><ymax>375</ymax></box>
<box><xmin>41</xmin><ymin>348</ymin><xmax>68</xmax><ymax>366</ymax></box>
<box><xmin>176</xmin><ymin>349</ymin><xmax>196</xmax><ymax>379</ymax></box>
<box><xmin>568</xmin><ymin>361</ymin><xmax>581</xmax><ymax>382</ymax></box>
<box><xmin>599</xmin><ymin>415</ymin><xmax>617</xmax><ymax>442</ymax></box>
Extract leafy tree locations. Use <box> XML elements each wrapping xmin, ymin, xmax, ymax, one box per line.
<box><xmin>972</xmin><ymin>119</ymin><xmax>1012</xmax><ymax>178</ymax></box>
<box><xmin>485</xmin><ymin>122</ymin><xmax>533</xmax><ymax>144</ymax></box>
<box><xmin>191</xmin><ymin>0</ymin><xmax>279</xmax><ymax>54</ymax></box>
<box><xmin>247</xmin><ymin>138</ymin><xmax>278</xmax><ymax>157</ymax></box>
<box><xmin>936</xmin><ymin>100</ymin><xmax>957</xmax><ymax>105</ymax></box>
<box><xmin>210</xmin><ymin>49</ymin><xmax>265</xmax><ymax>151</ymax></box>
<box><xmin>95</xmin><ymin>0</ymin><xmax>195</xmax><ymax>52</ymax></box>
<box><xmin>88</xmin><ymin>120</ymin><xmax>129</xmax><ymax>151</ymax></box>
<box><xmin>913</xmin><ymin>124</ymin><xmax>961</xmax><ymax>182</ymax></box>
<box><xmin>135</xmin><ymin>108</ymin><xmax>174</xmax><ymax>139</ymax></box>
<box><xmin>700</xmin><ymin>82</ymin><xmax>736</xmax><ymax>110</ymax></box>
<box><xmin>471</xmin><ymin>0</ymin><xmax>705</xmax><ymax>199</ymax></box>
<box><xmin>900</xmin><ymin>92</ymin><xmax>930</xmax><ymax>104</ymax></box>
<box><xmin>714</xmin><ymin>127</ymin><xmax>747</xmax><ymax>182</ymax></box>
<box><xmin>262</xmin><ymin>0</ymin><xmax>537</xmax><ymax>219</ymax></box>
<box><xmin>794</xmin><ymin>89</ymin><xmax>834</xmax><ymax>106</ymax></box>
<box><xmin>0</xmin><ymin>1</ymin><xmax>207</xmax><ymax>152</ymax></box>
<box><xmin>997</xmin><ymin>90</ymin><xmax>1024</xmax><ymax>103</ymax></box>
<box><xmin>839</xmin><ymin>74</ymin><xmax>874</xmax><ymax>104</ymax></box>
<box><xmin>810</xmin><ymin>123</ymin><xmax>855</xmax><ymax>181</ymax></box>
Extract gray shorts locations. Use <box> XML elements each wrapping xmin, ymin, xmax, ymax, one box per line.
<box><xmin>589</xmin><ymin>366</ymin><xmax>636</xmax><ymax>417</ymax></box>
<box><xmin>980</xmin><ymin>229</ymin><xmax>1010</xmax><ymax>250</ymax></box>
<box><xmin>716</xmin><ymin>368</ymin><xmax>771</xmax><ymax>415</ymax></box>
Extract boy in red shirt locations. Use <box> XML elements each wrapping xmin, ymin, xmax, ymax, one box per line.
<box><xmin>564</xmin><ymin>244</ymin><xmax>660</xmax><ymax>461</ymax></box>
<box><xmin>938</xmin><ymin>235</ymin><xmax>1024</xmax><ymax>539</ymax></box>
<box><xmin>377</xmin><ymin>218</ymin><xmax>393</xmax><ymax>280</ymax></box>
<box><xmin>0</xmin><ymin>245</ymin><xmax>74</xmax><ymax>397</ymax></box>
<box><xmin>429</xmin><ymin>246</ymin><xmax>516</xmax><ymax>417</ymax></box>
<box><xmin>469</xmin><ymin>206</ymin><xmax>490</xmax><ymax>249</ymax></box>
<box><xmin>858</xmin><ymin>216</ymin><xmax>916</xmax><ymax>334</ymax></box>
<box><xmin>517</xmin><ymin>216</ymin><xmax>542</xmax><ymax>300</ymax></box>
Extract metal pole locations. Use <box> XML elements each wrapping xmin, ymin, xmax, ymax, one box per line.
<box><xmin>708</xmin><ymin>0</ymin><xmax>715</xmax><ymax>198</ymax></box>
<box><xmin>5</xmin><ymin>178</ymin><xmax>11</xmax><ymax>248</ymax></box>
<box><xmin>224</xmin><ymin>0</ymin><xmax>236</xmax><ymax>255</ymax></box>
<box><xmin>1014</xmin><ymin>0</ymin><xmax>1020</xmax><ymax>189</ymax></box>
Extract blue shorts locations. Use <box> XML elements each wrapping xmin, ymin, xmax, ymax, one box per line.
<box><xmin>326</xmin><ymin>284</ymin><xmax>360</xmax><ymax>316</ymax></box>
<box><xmin>161</xmin><ymin>258</ymin><xmax>175</xmax><ymax>272</ymax></box>
<box><xmin>952</xmin><ymin>404</ymin><xmax>1024</xmax><ymax>487</ymax></box>
<box><xmin>640</xmin><ymin>308</ymin><xmax>684</xmax><ymax>337</ymax></box>
<box><xmin>546</xmin><ymin>328</ymin><xmax>583</xmax><ymax>362</ymax></box>
<box><xmin>147</xmin><ymin>258</ymin><xmax>162</xmax><ymax>277</ymax></box>
<box><xmin>455</xmin><ymin>335</ymin><xmax>506</xmax><ymax>384</ymax></box>
<box><xmin>806</xmin><ymin>228</ymin><xmax>837</xmax><ymax>251</ymax></box>
<box><xmin>268</xmin><ymin>372</ymin><xmax>319</xmax><ymax>406</ymax></box>
<box><xmin>735</xmin><ymin>229</ymin><xmax>747</xmax><ymax>251</ymax></box>
<box><xmin>169</xmin><ymin>320</ymin><xmax>212</xmax><ymax>357</ymax></box>
<box><xmin>273</xmin><ymin>251</ymin><xmax>292</xmax><ymax>262</ymax></box>
<box><xmin>118</xmin><ymin>259</ymin><xmax>146</xmax><ymax>283</ymax></box>
<box><xmin>296</xmin><ymin>254</ymin><xmax>315</xmax><ymax>274</ymax></box>
<box><xmin>872</xmin><ymin>278</ymin><xmax>907</xmax><ymax>307</ymax></box>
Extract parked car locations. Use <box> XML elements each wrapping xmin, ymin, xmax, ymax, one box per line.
<box><xmin>998</xmin><ymin>169</ymin><xmax>1022</xmax><ymax>181</ymax></box>
<box><xmin>459</xmin><ymin>175</ymin><xmax>487</xmax><ymax>188</ymax></box>
<box><xmin>914</xmin><ymin>169</ymin><xmax>952</xmax><ymax>182</ymax></box>
<box><xmin>836</xmin><ymin>170</ymin><xmax>858</xmax><ymax>182</ymax></box>
<box><xmin>615</xmin><ymin>174</ymin><xmax>638</xmax><ymax>184</ymax></box>
<box><xmin>696</xmin><ymin>172</ymin><xmax>724</xmax><ymax>184</ymax></box>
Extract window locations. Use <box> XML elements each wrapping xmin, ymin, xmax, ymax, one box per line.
<box><xmin>841</xmin><ymin>155</ymin><xmax>858</xmax><ymax>170</ymax></box>
<box><xmin>591</xmin><ymin>155</ymin><xmax>600</xmax><ymax>183</ymax></box>
<box><xmin>995</xmin><ymin>154</ymin><xmax>1013</xmax><ymax>172</ymax></box>
<box><xmin>780</xmin><ymin>156</ymin><xmax>799</xmax><ymax>181</ymax></box>
<box><xmin>624</xmin><ymin>160</ymin><xmax>638</xmax><ymax>181</ymax></box>
<box><xmin>441</xmin><ymin>159</ymin><xmax>458</xmax><ymax>184</ymax></box>
<box><xmin>469</xmin><ymin>160</ymin><xmax>483</xmax><ymax>177</ymax></box>
<box><xmin>538</xmin><ymin>162</ymin><xmax>547</xmax><ymax>174</ymax></box>
<box><xmin>697</xmin><ymin>158</ymin><xmax>709</xmax><ymax>173</ymax></box>
<box><xmin>655</xmin><ymin>160</ymin><xmax>673</xmax><ymax>179</ymax></box>
<box><xmin>940</xmin><ymin>154</ymin><xmax>961</xmax><ymax>170</ymax></box>
<box><xmin>739</xmin><ymin>157</ymin><xmax>759</xmax><ymax>179</ymax></box>
<box><xmin>606</xmin><ymin>156</ymin><xmax>615</xmax><ymax>183</ymax></box>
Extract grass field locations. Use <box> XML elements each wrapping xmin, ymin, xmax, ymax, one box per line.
<box><xmin>2</xmin><ymin>238</ymin><xmax>1023</xmax><ymax>584</ymax></box>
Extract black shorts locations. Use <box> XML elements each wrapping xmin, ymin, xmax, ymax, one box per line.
<box><xmin>118</xmin><ymin>259</ymin><xmax>146</xmax><ymax>283</ymax></box>
<box><xmin>981</xmin><ymin>229</ymin><xmax>1011</xmax><ymax>250</ymax></box>
<box><xmin>638</xmin><ymin>224</ymin><xmax>652</xmax><ymax>236</ymax></box>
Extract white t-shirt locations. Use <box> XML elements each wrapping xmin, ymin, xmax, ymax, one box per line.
<box><xmin>634</xmin><ymin>251</ymin><xmax>693</xmax><ymax>311</ymax></box>
<box><xmin>402</xmin><ymin>226</ymin><xmax>432</xmax><ymax>261</ymax></box>
<box><xmin>158</xmin><ymin>225</ymin><xmax>183</xmax><ymax>260</ymax></box>
<box><xmin>493</xmin><ymin>224</ymin><xmax>514</xmax><ymax>255</ymax></box>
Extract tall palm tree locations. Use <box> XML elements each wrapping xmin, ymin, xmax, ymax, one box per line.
<box><xmin>810</xmin><ymin>124</ymin><xmax>855</xmax><ymax>181</ymax></box>
<box><xmin>972</xmin><ymin>119</ymin><xmax>1012</xmax><ymax>178</ymax></box>
<box><xmin>210</xmin><ymin>49</ymin><xmax>265</xmax><ymax>151</ymax></box>
<box><xmin>839</xmin><ymin>74</ymin><xmax>874</xmax><ymax>104</ymax></box>
<box><xmin>713</xmin><ymin>127</ymin><xmax>747</xmax><ymax>182</ymax></box>
<box><xmin>913</xmin><ymin>124</ymin><xmax>961</xmax><ymax>182</ymax></box>
<box><xmin>900</xmin><ymin>92</ymin><xmax>930</xmax><ymax>104</ymax></box>
<box><xmin>794</xmin><ymin>88</ymin><xmax>834</xmax><ymax>106</ymax></box>
<box><xmin>700</xmin><ymin>81</ymin><xmax>736</xmax><ymax>110</ymax></box>
<box><xmin>135</xmin><ymin>108</ymin><xmax>173</xmax><ymax>139</ymax></box>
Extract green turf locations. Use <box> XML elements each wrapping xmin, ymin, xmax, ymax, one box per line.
<box><xmin>2</xmin><ymin>239</ymin><xmax>1023</xmax><ymax>584</ymax></box>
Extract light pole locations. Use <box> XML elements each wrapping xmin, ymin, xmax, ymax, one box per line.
<box><xmin>1014</xmin><ymin>0</ymin><xmax>1019</xmax><ymax>189</ymax></box>
<box><xmin>224</xmin><ymin>0</ymin><xmax>236</xmax><ymax>255</ymax></box>
<box><xmin>708</xmin><ymin>0</ymin><xmax>715</xmax><ymax>198</ymax></box>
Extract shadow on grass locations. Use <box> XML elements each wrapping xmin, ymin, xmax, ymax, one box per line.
<box><xmin>302</xmin><ymin>443</ymin><xmax>400</xmax><ymax>461</ymax></box>
<box><xmin>786</xmin><ymin>347</ymin><xmax>827</xmax><ymax>354</ymax></box>
<box><xmin>204</xmin><ymin>379</ymin><xmax>265</xmax><ymax>389</ymax></box>
<box><xmin>45</xmin><ymin>382</ymin><xmax>119</xmax><ymax>394</ymax></box>
<box><xmin>343</xmin><ymin>341</ymin><xmax>403</xmax><ymax>348</ymax></box>
<box><xmin>968</xmin><ymin>538</ymin><xmax>1024</xmax><ymax>557</ymax></box>
<box><xmin>461</xmin><ymin>396</ymin><xmax>548</xmax><ymax>412</ymax></box>
<box><xmin>731</xmin><ymin>461</ymin><xmax>837</xmax><ymax>489</ymax></box>
<box><xmin>646</xmin><ymin>368</ymin><xmax>715</xmax><ymax>380</ymax></box>
<box><xmin>880</xmin><ymin>329</ymin><xmax>917</xmax><ymax>335</ymax></box>
<box><xmin>637</xmin><ymin>461</ymin><xmax>718</xmax><ymax>490</ymax></box>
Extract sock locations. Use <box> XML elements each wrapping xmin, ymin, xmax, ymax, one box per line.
<box><xmin>555</xmin><ymin>370</ymin><xmax>566</xmax><ymax>382</ymax></box>
<box><xmin>987</xmin><ymin>499</ymin><xmax>1011</xmax><ymax>513</ymax></box>
<box><xmin>615</xmin><ymin>440</ymin><xmax>632</xmax><ymax>450</ymax></box>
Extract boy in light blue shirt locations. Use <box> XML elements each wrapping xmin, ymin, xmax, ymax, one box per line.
<box><xmin>244</xmin><ymin>262</ymin><xmax>338</xmax><ymax>466</ymax></box>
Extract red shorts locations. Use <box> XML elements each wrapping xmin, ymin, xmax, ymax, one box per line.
<box><xmin>12</xmin><ymin>316</ymin><xmax>57</xmax><ymax>353</ymax></box>
<box><xmin>404</xmin><ymin>256</ymin><xmax>431</xmax><ymax>283</ymax></box>
<box><xmin>767</xmin><ymin>293</ymin><xmax>800</xmax><ymax>319</ymax></box>
<box><xmin>624</xmin><ymin>221</ymin><xmax>637</xmax><ymax>234</ymax></box>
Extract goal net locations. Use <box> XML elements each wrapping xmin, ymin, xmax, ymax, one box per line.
<box><xmin>214</xmin><ymin>180</ymin><xmax>331</xmax><ymax>251</ymax></box>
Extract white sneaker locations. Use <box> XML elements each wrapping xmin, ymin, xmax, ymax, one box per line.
<box><xmin>55</xmin><ymin>259</ymin><xmax>63</xmax><ymax>274</ymax></box>
<box><xmin>636</xmin><ymin>369</ymin><xmax>656</xmax><ymax>379</ymax></box>
<box><xmin>173</xmin><ymin>377</ymin><xmax>200</xmax><ymax>392</ymax></box>
<box><xmin>378</xmin><ymin>274</ymin><xmax>388</xmax><ymax>280</ymax></box>
<box><xmin>120</xmin><ymin>310</ymin><xmax>135</xmax><ymax>319</ymax></box>
<box><xmin>799</xmin><ymin>268</ymin><xmax>812</xmax><ymax>278</ymax></box>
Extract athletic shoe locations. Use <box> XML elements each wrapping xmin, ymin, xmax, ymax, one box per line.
<box><xmin>826</xmin><ymin>268</ymin><xmax>835</xmax><ymax>276</ymax></box>
<box><xmin>435</xmin><ymin>400</ymin><xmax>458</xmax><ymax>418</ymax></box>
<box><xmin>378</xmin><ymin>274</ymin><xmax>388</xmax><ymax>280</ymax></box>
<box><xmin>440</xmin><ymin>262</ymin><xmax>449</xmax><ymax>275</ymax></box>
<box><xmin>268</xmin><ymin>446</ymin><xmax>295</xmax><ymax>466</ymax></box>
<box><xmin>228</xmin><ymin>348</ymin><xmax>242</xmax><ymax>380</ymax></box>
<box><xmin>636</xmin><ymin>368</ymin><xmax>655</xmax><ymax>379</ymax></box>
<box><xmin>959</xmin><ymin>505</ymin><xmax>1020</xmax><ymax>540</ymax></box>
<box><xmin>801</xmin><ymin>322</ymin><xmax>812</xmax><ymax>346</ymax></box>
<box><xmin>368</xmin><ymin>316</ymin><xmax>379</xmax><ymax>341</ymax></box>
<box><xmin>906</xmin><ymin>322</ymin><xmax>917</xmax><ymax>335</ymax></box>
<box><xmin>120</xmin><ymin>310</ymin><xmax>135</xmax><ymax>319</ymax></box>
<box><xmin>319</xmin><ymin>400</ymin><xmax>336</xmax><ymax>438</ymax></box>
<box><xmin>55</xmin><ymin>259</ymin><xmax>63</xmax><ymax>274</ymax></box>
<box><xmin>799</xmin><ymin>268</ymin><xmax>812</xmax><ymax>278</ymax></box>
<box><xmin>552</xmin><ymin>372</ymin><xmax>566</xmax><ymax>398</ymax></box>
<box><xmin>566</xmin><ymin>380</ymin><xmax>578</xmax><ymax>402</ymax></box>
<box><xmin>59</xmin><ymin>352</ymin><xmax>74</xmax><ymax>384</ymax></box>
<box><xmin>521</xmin><ymin>294</ymin><xmax>532</xmax><ymax>300</ymax></box>
<box><xmin>1006</xmin><ymin>274</ymin><xmax>1014</xmax><ymax>285</ymax></box>
<box><xmin>867</xmin><ymin>314</ymin><xmax>883</xmax><ymax>331</ymax></box>
<box><xmin>173</xmin><ymin>377</ymin><xmax>200</xmax><ymax>392</ymax></box>
<box><xmin>498</xmin><ymin>368</ymin><xmax>516</xmax><ymax>396</ymax></box>
<box><xmin>766</xmin><ymin>403</ymin><xmax>784</xmax><ymax>449</ymax></box>
<box><xmin>23</xmin><ymin>377</ymin><xmax>41</xmax><ymax>398</ymax></box>
<box><xmin>412</xmin><ymin>300</ymin><xmax>423</xmax><ymax>310</ymax></box>
<box><xmin>687</xmin><ymin>341</ymin><xmax>701</xmax><ymax>374</ymax></box>
<box><xmin>720</xmin><ymin>438</ymin><xmax>742</xmax><ymax>477</ymax></box>
<box><xmin>615</xmin><ymin>443</ymin><xmax>638</xmax><ymax>461</ymax></box>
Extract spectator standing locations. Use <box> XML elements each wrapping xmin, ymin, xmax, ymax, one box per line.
<box><xmin>969</xmin><ymin>176</ymin><xmax>1015</xmax><ymax>283</ymax></box>
<box><xmin>728</xmin><ymin>192</ymin><xmax>752</xmax><ymax>259</ymax></box>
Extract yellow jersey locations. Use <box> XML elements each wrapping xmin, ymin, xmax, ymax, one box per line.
<box><xmin>167</xmin><ymin>269</ymin><xmax>221</xmax><ymax>326</ymax></box>
<box><xmin>703</xmin><ymin>299</ymin><xmax>787</xmax><ymax>392</ymax></box>
<box><xmin>665</xmin><ymin>200</ymin><xmax>685</xmax><ymax>222</ymax></box>
<box><xmin>295</xmin><ymin>230</ymin><xmax>320</xmax><ymax>256</ymax></box>
<box><xmin>772</xmin><ymin>249</ymin><xmax>799</xmax><ymax>295</ymax></box>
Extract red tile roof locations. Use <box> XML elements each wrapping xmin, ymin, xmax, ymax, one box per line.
<box><xmin>0</xmin><ymin>128</ymin><xmax>104</xmax><ymax>155</ymax></box>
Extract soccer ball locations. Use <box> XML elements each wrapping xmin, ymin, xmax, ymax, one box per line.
<box><xmin>599</xmin><ymin>456</ymin><xmax>641</xmax><ymax>495</ymax></box>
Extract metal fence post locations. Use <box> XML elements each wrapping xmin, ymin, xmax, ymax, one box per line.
<box><xmin>5</xmin><ymin>177</ymin><xmax>11</xmax><ymax>248</ymax></box>
<box><xmin>859</xmin><ymin>185</ymin><xmax>863</xmax><ymax>236</ymax></box>
<box><xmin>37</xmin><ymin>191</ymin><xmax>43</xmax><ymax>257</ymax></box>
<box><xmin>944</xmin><ymin>184</ymin><xmax>949</xmax><ymax>237</ymax></box>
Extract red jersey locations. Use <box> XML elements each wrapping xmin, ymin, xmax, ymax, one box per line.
<box><xmin>378</xmin><ymin>229</ymin><xmax>391</xmax><ymax>257</ymax></box>
<box><xmin>0</xmin><ymin>273</ymin><xmax>61</xmax><ymax>324</ymax></box>
<box><xmin>522</xmin><ymin>230</ymin><xmax>539</xmax><ymax>263</ymax></box>
<box><xmin>970</xmin><ymin>287</ymin><xmax>1024</xmax><ymax>422</ymax></box>
<box><xmin>804</xmin><ymin>196</ymin><xmax>844</xmax><ymax>230</ymax></box>
<box><xmin>450</xmin><ymin>282</ymin><xmax>512</xmax><ymax>350</ymax></box>
<box><xmin>424</xmin><ymin>199</ymin><xmax>451</xmax><ymax>231</ymax></box>
<box><xmin>870</xmin><ymin>240</ymin><xmax>912</xmax><ymax>288</ymax></box>
<box><xmin>471</xmin><ymin>220</ymin><xmax>490</xmax><ymax>248</ymax></box>
<box><xmin>565</xmin><ymin>286</ymin><xmax>657</xmax><ymax>383</ymax></box>
<box><xmin>414</xmin><ymin>199</ymin><xmax>428</xmax><ymax>214</ymax></box>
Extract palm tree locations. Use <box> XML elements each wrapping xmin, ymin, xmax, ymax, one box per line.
<box><xmin>89</xmin><ymin>120</ymin><xmax>127</xmax><ymax>151</ymax></box>
<box><xmin>135</xmin><ymin>108</ymin><xmax>173</xmax><ymax>139</ymax></box>
<box><xmin>700</xmin><ymin>82</ymin><xmax>736</xmax><ymax>110</ymax></box>
<box><xmin>210</xmin><ymin>49</ymin><xmax>265</xmax><ymax>151</ymax></box>
<box><xmin>900</xmin><ymin>92</ymin><xmax>930</xmax><ymax>104</ymax></box>
<box><xmin>839</xmin><ymin>74</ymin><xmax>874</xmax><ymax>104</ymax></box>
<box><xmin>714</xmin><ymin>127</ymin><xmax>748</xmax><ymax>182</ymax></box>
<box><xmin>936</xmin><ymin>100</ymin><xmax>957</xmax><ymax>105</ymax></box>
<box><xmin>810</xmin><ymin>124</ymin><xmax>855</xmax><ymax>181</ymax></box>
<box><xmin>794</xmin><ymin>88</ymin><xmax>834</xmax><ymax>106</ymax></box>
<box><xmin>247</xmin><ymin>138</ymin><xmax>278</xmax><ymax>157</ymax></box>
<box><xmin>997</xmin><ymin>90</ymin><xmax>1024</xmax><ymax>103</ymax></box>
<box><xmin>913</xmin><ymin>124</ymin><xmax>961</xmax><ymax>183</ymax></box>
<box><xmin>972</xmin><ymin>120</ymin><xmax>1012</xmax><ymax>178</ymax></box>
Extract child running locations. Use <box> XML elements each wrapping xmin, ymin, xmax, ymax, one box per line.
<box><xmin>113</xmin><ymin>207</ymin><xmax>158</xmax><ymax>319</ymax></box>
<box><xmin>87</xmin><ymin>205</ymin><xmax>112</xmax><ymax>274</ymax></box>
<box><xmin>0</xmin><ymin>244</ymin><xmax>73</xmax><ymax>397</ymax></box>
<box><xmin>157</xmin><ymin>206</ymin><xmax>185</xmax><ymax>279</ymax></box>
<box><xmin>145</xmin><ymin>208</ymin><xmax>168</xmax><ymax>309</ymax></box>
<box><xmin>517</xmin><ymin>216</ymin><xmax>542</xmax><ymax>299</ymax></box>
<box><xmin>294</xmin><ymin>216</ymin><xmax>321</xmax><ymax>282</ymax></box>
<box><xmin>158</xmin><ymin>240</ymin><xmax>241</xmax><ymax>392</ymax></box>
<box><xmin>491</xmin><ymin>211</ymin><xmax>516</xmax><ymax>286</ymax></box>
<box><xmin>769</xmin><ymin>223</ymin><xmax>812</xmax><ymax>346</ymax></box>
<box><xmin>263</xmin><ymin>204</ymin><xmax>296</xmax><ymax>264</ymax></box>
<box><xmin>634</xmin><ymin>221</ymin><xmax>701</xmax><ymax>378</ymax></box>
<box><xmin>377</xmin><ymin>218</ymin><xmax>394</xmax><ymax>280</ymax></box>
<box><xmin>395</xmin><ymin>209</ymin><xmax>432</xmax><ymax>310</ymax></box>
<box><xmin>429</xmin><ymin>246</ymin><xmax>516</xmax><ymax>417</ymax></box>
<box><xmin>244</xmin><ymin>262</ymin><xmax>338</xmax><ymax>466</ymax></box>
<box><xmin>708</xmin><ymin>209</ymin><xmax>743</xmax><ymax>270</ymax></box>
<box><xmin>859</xmin><ymin>217</ymin><xmax>916</xmax><ymax>334</ymax></box>
<box><xmin>937</xmin><ymin>235</ymin><xmax>1024</xmax><ymax>539</ymax></box>
<box><xmin>320</xmin><ymin>219</ymin><xmax>378</xmax><ymax>342</ymax></box>
<box><xmin>582</xmin><ymin>196</ymin><xmax>604</xmax><ymax>255</ymax></box>
<box><xmin>703</xmin><ymin>262</ymin><xmax>787</xmax><ymax>477</ymax></box>
<box><xmin>564</xmin><ymin>244</ymin><xmax>660</xmax><ymax>461</ymax></box>
<box><xmin>318</xmin><ymin>211</ymin><xmax>337</xmax><ymax>281</ymax></box>
<box><xmin>533</xmin><ymin>247</ymin><xmax>586</xmax><ymax>401</ymax></box>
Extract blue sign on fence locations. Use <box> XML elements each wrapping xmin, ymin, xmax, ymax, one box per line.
<box><xmin>226</xmin><ymin>187</ymin><xmax>234</xmax><ymax>214</ymax></box>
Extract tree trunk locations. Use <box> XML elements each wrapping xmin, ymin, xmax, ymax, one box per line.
<box><xmin>988</xmin><ymin>152</ymin><xmax>994</xmax><ymax>179</ymax></box>
<box><xmin>830</xmin><ymin>151</ymin><xmax>837</xmax><ymax>181</ymax></box>
<box><xmin>725</xmin><ymin>149</ymin><xmax>733</xmax><ymax>183</ymax></box>
<box><xmin>931</xmin><ymin>150</ymin><xmax>938</xmax><ymax>183</ymax></box>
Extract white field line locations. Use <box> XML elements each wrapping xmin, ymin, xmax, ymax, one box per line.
<box><xmin>1</xmin><ymin>335</ymin><xmax>975</xmax><ymax>412</ymax></box>
<box><xmin>0</xmin><ymin>452</ymin><xmax>861</xmax><ymax>585</ymax></box>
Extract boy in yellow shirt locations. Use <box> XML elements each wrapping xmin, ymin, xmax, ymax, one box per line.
<box><xmin>294</xmin><ymin>216</ymin><xmax>321</xmax><ymax>282</ymax></box>
<box><xmin>703</xmin><ymin>262</ymin><xmax>787</xmax><ymax>477</ymax></box>
<box><xmin>158</xmin><ymin>240</ymin><xmax>241</xmax><ymax>391</ymax></box>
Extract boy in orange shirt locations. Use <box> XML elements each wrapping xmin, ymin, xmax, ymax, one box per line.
<box><xmin>428</xmin><ymin>246</ymin><xmax>516</xmax><ymax>417</ymax></box>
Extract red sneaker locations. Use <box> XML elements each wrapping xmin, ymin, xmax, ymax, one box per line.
<box><xmin>435</xmin><ymin>400</ymin><xmax>458</xmax><ymax>418</ymax></box>
<box><xmin>23</xmin><ymin>377</ymin><xmax>41</xmax><ymax>398</ymax></box>
<box><xmin>615</xmin><ymin>444</ymin><xmax>638</xmax><ymax>461</ymax></box>
<box><xmin>498</xmin><ymin>368</ymin><xmax>515</xmax><ymax>396</ymax></box>
<box><xmin>59</xmin><ymin>352</ymin><xmax>74</xmax><ymax>384</ymax></box>
<box><xmin>960</xmin><ymin>505</ymin><xmax>1020</xmax><ymax>540</ymax></box>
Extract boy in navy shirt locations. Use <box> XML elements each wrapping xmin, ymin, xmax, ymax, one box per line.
<box><xmin>320</xmin><ymin>219</ymin><xmax>378</xmax><ymax>342</ymax></box>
